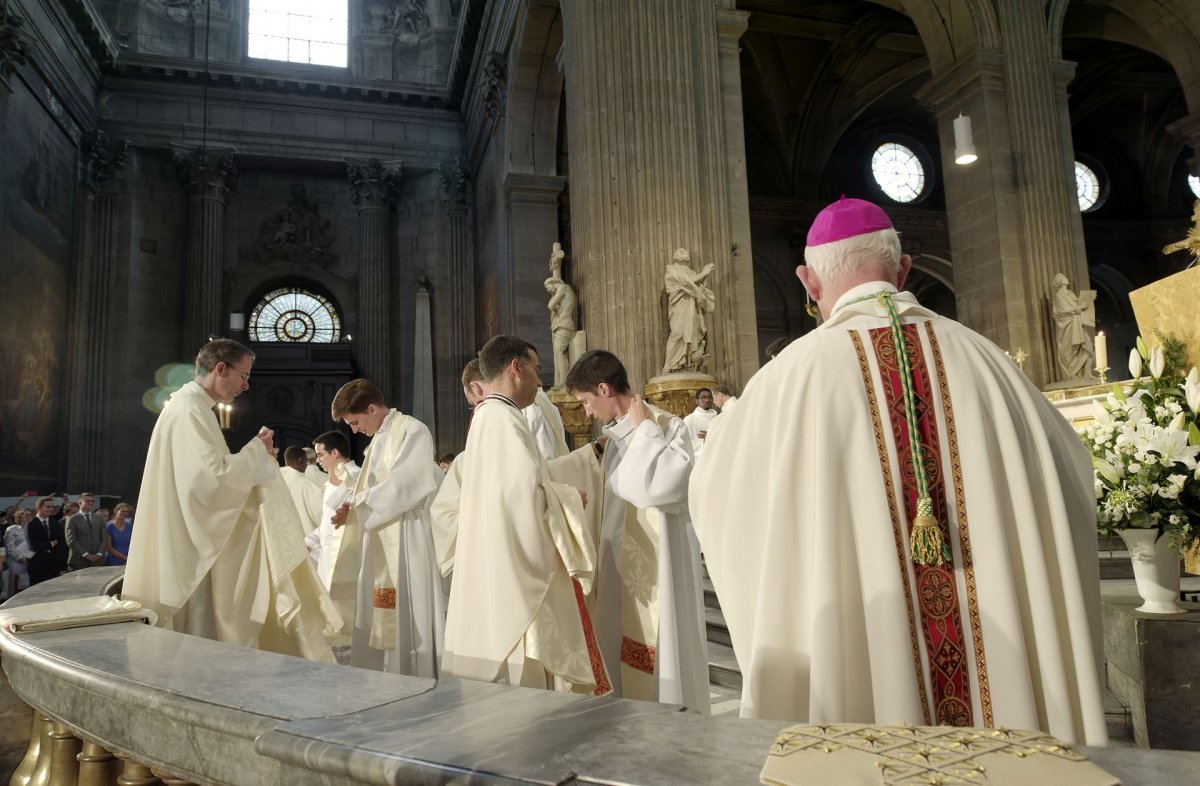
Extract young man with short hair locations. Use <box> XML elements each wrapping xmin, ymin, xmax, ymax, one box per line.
<box><xmin>64</xmin><ymin>492</ymin><xmax>110</xmax><ymax>571</ymax></box>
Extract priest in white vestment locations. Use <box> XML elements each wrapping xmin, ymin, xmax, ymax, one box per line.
<box><xmin>525</xmin><ymin>386</ymin><xmax>570</xmax><ymax>461</ymax></box>
<box><xmin>124</xmin><ymin>339</ymin><xmax>341</xmax><ymax>662</ymax></box>
<box><xmin>681</xmin><ymin>389</ymin><xmax>717</xmax><ymax>453</ymax></box>
<box><xmin>330</xmin><ymin>379</ymin><xmax>445</xmax><ymax>677</ymax></box>
<box><xmin>280</xmin><ymin>447</ymin><xmax>323</xmax><ymax>537</ymax></box>
<box><xmin>690</xmin><ymin>198</ymin><xmax>1107</xmax><ymax>745</ymax></box>
<box><xmin>305</xmin><ymin>431</ymin><xmax>361</xmax><ymax>645</ymax></box>
<box><xmin>555</xmin><ymin>349</ymin><xmax>710</xmax><ymax>713</ymax></box>
<box><xmin>442</xmin><ymin>336</ymin><xmax>608</xmax><ymax>692</ymax></box>
<box><xmin>303</xmin><ymin>447</ymin><xmax>325</xmax><ymax>484</ymax></box>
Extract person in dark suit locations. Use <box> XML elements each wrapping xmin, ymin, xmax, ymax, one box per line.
<box><xmin>65</xmin><ymin>492</ymin><xmax>111</xmax><ymax>571</ymax></box>
<box><xmin>26</xmin><ymin>496</ymin><xmax>61</xmax><ymax>585</ymax></box>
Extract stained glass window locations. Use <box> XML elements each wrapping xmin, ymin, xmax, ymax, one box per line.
<box><xmin>249</xmin><ymin>287</ymin><xmax>342</xmax><ymax>343</ymax></box>
<box><xmin>871</xmin><ymin>143</ymin><xmax>926</xmax><ymax>203</ymax></box>
<box><xmin>248</xmin><ymin>1</ymin><xmax>347</xmax><ymax>67</ymax></box>
<box><xmin>1075</xmin><ymin>161</ymin><xmax>1101</xmax><ymax>212</ymax></box>
<box><xmin>1188</xmin><ymin>174</ymin><xmax>1200</xmax><ymax>200</ymax></box>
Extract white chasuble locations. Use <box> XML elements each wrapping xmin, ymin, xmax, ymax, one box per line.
<box><xmin>350</xmin><ymin>409</ymin><xmax>445</xmax><ymax>677</ymax></box>
<box><xmin>442</xmin><ymin>396</ymin><xmax>608</xmax><ymax>693</ymax></box>
<box><xmin>690</xmin><ymin>283</ymin><xmax>1107</xmax><ymax>746</ymax></box>
<box><xmin>124</xmin><ymin>381</ymin><xmax>341</xmax><ymax>662</ymax></box>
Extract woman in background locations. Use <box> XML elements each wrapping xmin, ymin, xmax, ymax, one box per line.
<box><xmin>106</xmin><ymin>503</ymin><xmax>134</xmax><ymax>566</ymax></box>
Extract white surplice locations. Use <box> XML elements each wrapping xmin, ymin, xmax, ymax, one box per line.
<box><xmin>349</xmin><ymin>409</ymin><xmax>445</xmax><ymax>677</ymax></box>
<box><xmin>525</xmin><ymin>387</ymin><xmax>570</xmax><ymax>461</ymax></box>
<box><xmin>124</xmin><ymin>381</ymin><xmax>341</xmax><ymax>662</ymax></box>
<box><xmin>690</xmin><ymin>282</ymin><xmax>1107</xmax><ymax>745</ymax></box>
<box><xmin>280</xmin><ymin>466</ymin><xmax>323</xmax><ymax>536</ymax></box>
<box><xmin>442</xmin><ymin>395</ymin><xmax>605</xmax><ymax>692</ymax></box>
<box><xmin>681</xmin><ymin>406</ymin><xmax>717</xmax><ymax>453</ymax></box>
<box><xmin>304</xmin><ymin>460</ymin><xmax>361</xmax><ymax>652</ymax></box>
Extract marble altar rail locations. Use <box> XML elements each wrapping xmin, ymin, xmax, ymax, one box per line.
<box><xmin>2</xmin><ymin>569</ymin><xmax>1199</xmax><ymax>785</ymax></box>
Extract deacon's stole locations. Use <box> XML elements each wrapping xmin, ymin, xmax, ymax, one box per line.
<box><xmin>850</xmin><ymin>321</ymin><xmax>991</xmax><ymax>728</ymax></box>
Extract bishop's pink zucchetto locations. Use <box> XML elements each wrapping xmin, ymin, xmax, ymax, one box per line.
<box><xmin>805</xmin><ymin>196</ymin><xmax>894</xmax><ymax>248</ymax></box>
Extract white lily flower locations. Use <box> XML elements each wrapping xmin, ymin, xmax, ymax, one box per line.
<box><xmin>1093</xmin><ymin>457</ymin><xmax>1123</xmax><ymax>485</ymax></box>
<box><xmin>1150</xmin><ymin>347</ymin><xmax>1165</xmax><ymax>379</ymax></box>
<box><xmin>1128</xmin><ymin>349</ymin><xmax>1142</xmax><ymax>379</ymax></box>
<box><xmin>1187</xmin><ymin>367</ymin><xmax>1199</xmax><ymax>386</ymax></box>
<box><xmin>1091</xmin><ymin>400</ymin><xmax>1112</xmax><ymax>424</ymax></box>
<box><xmin>1169</xmin><ymin>412</ymin><xmax>1187</xmax><ymax>432</ymax></box>
<box><xmin>1186</xmin><ymin>378</ymin><xmax>1200</xmax><ymax>414</ymax></box>
<box><xmin>1145</xmin><ymin>427</ymin><xmax>1200</xmax><ymax>470</ymax></box>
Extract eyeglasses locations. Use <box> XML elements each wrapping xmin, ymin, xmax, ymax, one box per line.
<box><xmin>226</xmin><ymin>366</ymin><xmax>250</xmax><ymax>382</ymax></box>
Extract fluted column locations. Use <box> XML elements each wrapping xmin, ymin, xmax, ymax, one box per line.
<box><xmin>172</xmin><ymin>145</ymin><xmax>236</xmax><ymax>354</ymax></box>
<box><xmin>917</xmin><ymin>4</ymin><xmax>1089</xmax><ymax>387</ymax></box>
<box><xmin>437</xmin><ymin>160</ymin><xmax>473</xmax><ymax>451</ymax></box>
<box><xmin>559</xmin><ymin>0</ymin><xmax>757</xmax><ymax>389</ymax></box>
<box><xmin>68</xmin><ymin>131</ymin><xmax>128</xmax><ymax>490</ymax></box>
<box><xmin>347</xmin><ymin>159</ymin><xmax>401</xmax><ymax>398</ymax></box>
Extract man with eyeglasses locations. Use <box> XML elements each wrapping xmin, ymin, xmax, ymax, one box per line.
<box><xmin>124</xmin><ymin>338</ymin><xmax>340</xmax><ymax>662</ymax></box>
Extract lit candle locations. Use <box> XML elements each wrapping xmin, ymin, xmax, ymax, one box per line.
<box><xmin>1094</xmin><ymin>331</ymin><xmax>1108</xmax><ymax>371</ymax></box>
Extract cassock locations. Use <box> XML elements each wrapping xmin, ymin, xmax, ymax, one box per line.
<box><xmin>349</xmin><ymin>410</ymin><xmax>444</xmax><ymax>677</ymax></box>
<box><xmin>690</xmin><ymin>282</ymin><xmax>1107</xmax><ymax>746</ymax></box>
<box><xmin>280</xmin><ymin>465</ymin><xmax>323</xmax><ymax>536</ymax></box>
<box><xmin>550</xmin><ymin>405</ymin><xmax>710</xmax><ymax>712</ymax></box>
<box><xmin>442</xmin><ymin>394</ymin><xmax>607</xmax><ymax>692</ymax></box>
<box><xmin>525</xmin><ymin>387</ymin><xmax>570</xmax><ymax>461</ymax></box>
<box><xmin>681</xmin><ymin>406</ymin><xmax>717</xmax><ymax>453</ymax></box>
<box><xmin>124</xmin><ymin>381</ymin><xmax>341</xmax><ymax>661</ymax></box>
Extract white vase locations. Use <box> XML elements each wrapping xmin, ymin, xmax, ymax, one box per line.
<box><xmin>1117</xmin><ymin>528</ymin><xmax>1185</xmax><ymax>614</ymax></box>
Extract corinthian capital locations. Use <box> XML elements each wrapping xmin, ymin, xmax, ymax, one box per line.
<box><xmin>346</xmin><ymin>158</ymin><xmax>402</xmax><ymax>209</ymax></box>
<box><xmin>171</xmin><ymin>145</ymin><xmax>237</xmax><ymax>203</ymax></box>
<box><xmin>83</xmin><ymin>131</ymin><xmax>129</xmax><ymax>193</ymax></box>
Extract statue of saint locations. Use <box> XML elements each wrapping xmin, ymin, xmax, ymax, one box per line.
<box><xmin>545</xmin><ymin>276</ymin><xmax>577</xmax><ymax>389</ymax></box>
<box><xmin>1162</xmin><ymin>199</ymin><xmax>1200</xmax><ymax>267</ymax></box>
<box><xmin>549</xmin><ymin>242</ymin><xmax>565</xmax><ymax>281</ymax></box>
<box><xmin>661</xmin><ymin>248</ymin><xmax>715</xmax><ymax>375</ymax></box>
<box><xmin>1050</xmin><ymin>273</ymin><xmax>1097</xmax><ymax>381</ymax></box>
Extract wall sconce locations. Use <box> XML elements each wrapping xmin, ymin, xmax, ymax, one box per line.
<box><xmin>953</xmin><ymin>114</ymin><xmax>977</xmax><ymax>165</ymax></box>
<box><xmin>217</xmin><ymin>402</ymin><xmax>232</xmax><ymax>430</ymax></box>
<box><xmin>229</xmin><ymin>312</ymin><xmax>245</xmax><ymax>332</ymax></box>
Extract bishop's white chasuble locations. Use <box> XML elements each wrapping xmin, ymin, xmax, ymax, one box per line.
<box><xmin>691</xmin><ymin>284</ymin><xmax>1107</xmax><ymax>746</ymax></box>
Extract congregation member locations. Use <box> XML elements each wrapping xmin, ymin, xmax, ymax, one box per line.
<box><xmin>64</xmin><ymin>492</ymin><xmax>110</xmax><ymax>571</ymax></box>
<box><xmin>437</xmin><ymin>453</ymin><xmax>455</xmax><ymax>473</ymax></box>
<box><xmin>4</xmin><ymin>509</ymin><xmax>35</xmax><ymax>596</ymax></box>
<box><xmin>105</xmin><ymin>503</ymin><xmax>134</xmax><ymax>566</ymax></box>
<box><xmin>681</xmin><ymin>388</ymin><xmax>717</xmax><ymax>453</ymax></box>
<box><xmin>123</xmin><ymin>339</ymin><xmax>339</xmax><ymax>661</ymax></box>
<box><xmin>560</xmin><ymin>349</ymin><xmax>709</xmax><ymax>712</ymax></box>
<box><xmin>280</xmin><ymin>446</ymin><xmax>323</xmax><ymax>537</ymax></box>
<box><xmin>330</xmin><ymin>379</ymin><xmax>444</xmax><ymax>677</ymax></box>
<box><xmin>306</xmin><ymin>430</ymin><xmax>362</xmax><ymax>649</ymax></box>
<box><xmin>26</xmin><ymin>497</ymin><xmax>61</xmax><ymax>585</ymax></box>
<box><xmin>441</xmin><ymin>337</ymin><xmax>606</xmax><ymax>693</ymax></box>
<box><xmin>691</xmin><ymin>197</ymin><xmax>1106</xmax><ymax>745</ymax></box>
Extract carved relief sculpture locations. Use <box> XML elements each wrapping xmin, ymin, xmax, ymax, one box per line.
<box><xmin>83</xmin><ymin>131</ymin><xmax>129</xmax><ymax>193</ymax></box>
<box><xmin>362</xmin><ymin>0</ymin><xmax>430</xmax><ymax>37</ymax></box>
<box><xmin>661</xmin><ymin>248</ymin><xmax>715</xmax><ymax>375</ymax></box>
<box><xmin>0</xmin><ymin>0</ymin><xmax>29</xmax><ymax>93</ymax></box>
<box><xmin>545</xmin><ymin>276</ymin><xmax>577</xmax><ymax>389</ymax></box>
<box><xmin>248</xmin><ymin>184</ymin><xmax>337</xmax><ymax>268</ymax></box>
<box><xmin>1162</xmin><ymin>199</ymin><xmax>1200</xmax><ymax>267</ymax></box>
<box><xmin>1050</xmin><ymin>272</ymin><xmax>1097</xmax><ymax>381</ymax></box>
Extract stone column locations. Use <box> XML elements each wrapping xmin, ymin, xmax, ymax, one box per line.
<box><xmin>436</xmin><ymin>160</ymin><xmax>474</xmax><ymax>451</ymax></box>
<box><xmin>916</xmin><ymin>6</ymin><xmax>1089</xmax><ymax>387</ymax></box>
<box><xmin>347</xmin><ymin>159</ymin><xmax>401</xmax><ymax>398</ymax></box>
<box><xmin>558</xmin><ymin>0</ymin><xmax>757</xmax><ymax>389</ymax></box>
<box><xmin>504</xmin><ymin>172</ymin><xmax>566</xmax><ymax>368</ymax></box>
<box><xmin>172</xmin><ymin>145</ymin><xmax>236</xmax><ymax>353</ymax></box>
<box><xmin>68</xmin><ymin>131</ymin><xmax>127</xmax><ymax>490</ymax></box>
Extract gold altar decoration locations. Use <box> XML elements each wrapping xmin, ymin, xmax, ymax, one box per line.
<box><xmin>1129</xmin><ymin>266</ymin><xmax>1200</xmax><ymax>372</ymax></box>
<box><xmin>761</xmin><ymin>724</ymin><xmax>1118</xmax><ymax>786</ymax></box>
<box><xmin>1161</xmin><ymin>199</ymin><xmax>1200</xmax><ymax>265</ymax></box>
<box><xmin>644</xmin><ymin>372</ymin><xmax>717</xmax><ymax>419</ymax></box>
<box><xmin>548</xmin><ymin>388</ymin><xmax>593</xmax><ymax>449</ymax></box>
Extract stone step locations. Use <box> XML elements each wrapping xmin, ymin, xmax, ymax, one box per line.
<box><xmin>703</xmin><ymin>576</ymin><xmax>720</xmax><ymax>610</ymax></box>
<box><xmin>1104</xmin><ymin>688</ymin><xmax>1132</xmax><ymax>742</ymax></box>
<box><xmin>705</xmin><ymin>605</ymin><xmax>731</xmax><ymax>647</ymax></box>
<box><xmin>708</xmin><ymin>639</ymin><xmax>742</xmax><ymax>692</ymax></box>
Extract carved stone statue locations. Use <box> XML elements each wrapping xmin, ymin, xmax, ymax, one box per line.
<box><xmin>661</xmin><ymin>248</ymin><xmax>715</xmax><ymax>375</ymax></box>
<box><xmin>545</xmin><ymin>277</ymin><xmax>577</xmax><ymax>388</ymax></box>
<box><xmin>549</xmin><ymin>241</ymin><xmax>565</xmax><ymax>280</ymax></box>
<box><xmin>1162</xmin><ymin>199</ymin><xmax>1200</xmax><ymax>267</ymax></box>
<box><xmin>1050</xmin><ymin>273</ymin><xmax>1097</xmax><ymax>381</ymax></box>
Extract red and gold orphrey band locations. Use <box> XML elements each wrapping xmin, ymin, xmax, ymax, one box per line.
<box><xmin>373</xmin><ymin>587</ymin><xmax>397</xmax><ymax>609</ymax></box>
<box><xmin>620</xmin><ymin>635</ymin><xmax>657</xmax><ymax>675</ymax></box>
<box><xmin>572</xmin><ymin>579</ymin><xmax>613</xmax><ymax>696</ymax></box>
<box><xmin>865</xmin><ymin>322</ymin><xmax>978</xmax><ymax>727</ymax></box>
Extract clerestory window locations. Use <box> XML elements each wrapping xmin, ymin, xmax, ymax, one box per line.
<box><xmin>247</xmin><ymin>0</ymin><xmax>348</xmax><ymax>68</ymax></box>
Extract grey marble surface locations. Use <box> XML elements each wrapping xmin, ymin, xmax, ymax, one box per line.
<box><xmin>3</xmin><ymin>572</ymin><xmax>1200</xmax><ymax>785</ymax></box>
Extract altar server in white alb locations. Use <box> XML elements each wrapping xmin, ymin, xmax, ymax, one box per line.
<box><xmin>305</xmin><ymin>430</ymin><xmax>361</xmax><ymax>642</ymax></box>
<box><xmin>561</xmin><ymin>349</ymin><xmax>709</xmax><ymax>712</ymax></box>
<box><xmin>280</xmin><ymin>447</ymin><xmax>324</xmax><ymax>537</ymax></box>
<box><xmin>442</xmin><ymin>336</ymin><xmax>607</xmax><ymax>693</ymax></box>
<box><xmin>124</xmin><ymin>339</ymin><xmax>340</xmax><ymax>661</ymax></box>
<box><xmin>330</xmin><ymin>379</ymin><xmax>444</xmax><ymax>676</ymax></box>
<box><xmin>681</xmin><ymin>388</ymin><xmax>717</xmax><ymax>453</ymax></box>
<box><xmin>691</xmin><ymin>197</ymin><xmax>1107</xmax><ymax>745</ymax></box>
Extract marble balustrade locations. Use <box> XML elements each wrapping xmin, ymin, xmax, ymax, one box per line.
<box><xmin>2</xmin><ymin>568</ymin><xmax>1199</xmax><ymax>785</ymax></box>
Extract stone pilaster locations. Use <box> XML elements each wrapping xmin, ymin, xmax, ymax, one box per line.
<box><xmin>0</xmin><ymin>0</ymin><xmax>29</xmax><ymax>94</ymax></box>
<box><xmin>68</xmin><ymin>131</ymin><xmax>128</xmax><ymax>489</ymax></box>
<box><xmin>347</xmin><ymin>158</ymin><xmax>401</xmax><ymax>397</ymax></box>
<box><xmin>172</xmin><ymin>145</ymin><xmax>236</xmax><ymax>353</ymax></box>
<box><xmin>917</xmin><ymin>25</ymin><xmax>1088</xmax><ymax>387</ymax></box>
<box><xmin>437</xmin><ymin>159</ymin><xmax>473</xmax><ymax>450</ymax></box>
<box><xmin>504</xmin><ymin>172</ymin><xmax>566</xmax><ymax>373</ymax></box>
<box><xmin>559</xmin><ymin>0</ymin><xmax>757</xmax><ymax>389</ymax></box>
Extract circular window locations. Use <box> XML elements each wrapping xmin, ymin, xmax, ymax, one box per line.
<box><xmin>1075</xmin><ymin>160</ymin><xmax>1102</xmax><ymax>212</ymax></box>
<box><xmin>1188</xmin><ymin>174</ymin><xmax>1200</xmax><ymax>200</ymax></box>
<box><xmin>872</xmin><ymin>142</ymin><xmax>926</xmax><ymax>203</ymax></box>
<box><xmin>249</xmin><ymin>286</ymin><xmax>342</xmax><ymax>343</ymax></box>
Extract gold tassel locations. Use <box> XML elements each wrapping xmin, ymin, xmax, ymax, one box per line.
<box><xmin>909</xmin><ymin>496</ymin><xmax>948</xmax><ymax>566</ymax></box>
